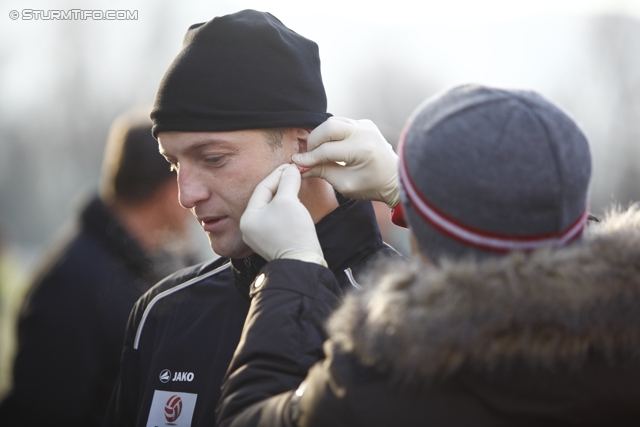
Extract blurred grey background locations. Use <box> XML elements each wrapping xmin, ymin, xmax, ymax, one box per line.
<box><xmin>2</xmin><ymin>0</ymin><xmax>640</xmax><ymax>262</ymax></box>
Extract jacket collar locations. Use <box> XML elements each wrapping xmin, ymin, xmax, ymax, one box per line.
<box><xmin>231</xmin><ymin>194</ymin><xmax>384</xmax><ymax>299</ymax></box>
<box><xmin>80</xmin><ymin>196</ymin><xmax>157</xmax><ymax>289</ymax></box>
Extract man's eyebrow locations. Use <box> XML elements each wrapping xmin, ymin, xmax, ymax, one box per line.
<box><xmin>185</xmin><ymin>139</ymin><xmax>231</xmax><ymax>153</ymax></box>
<box><xmin>187</xmin><ymin>138</ymin><xmax>229</xmax><ymax>151</ymax></box>
<box><xmin>161</xmin><ymin>138</ymin><xmax>233</xmax><ymax>157</ymax></box>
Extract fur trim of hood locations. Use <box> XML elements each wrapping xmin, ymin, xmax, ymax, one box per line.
<box><xmin>327</xmin><ymin>205</ymin><xmax>640</xmax><ymax>385</ymax></box>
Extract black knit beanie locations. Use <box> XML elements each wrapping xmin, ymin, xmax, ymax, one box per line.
<box><xmin>151</xmin><ymin>10</ymin><xmax>330</xmax><ymax>138</ymax></box>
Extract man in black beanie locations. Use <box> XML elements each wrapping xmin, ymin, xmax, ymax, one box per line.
<box><xmin>105</xmin><ymin>10</ymin><xmax>399</xmax><ymax>427</ymax></box>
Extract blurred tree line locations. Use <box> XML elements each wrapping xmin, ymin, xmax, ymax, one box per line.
<box><xmin>587</xmin><ymin>14</ymin><xmax>640</xmax><ymax>211</ymax></box>
<box><xmin>0</xmin><ymin>1</ymin><xmax>179</xmax><ymax>251</ymax></box>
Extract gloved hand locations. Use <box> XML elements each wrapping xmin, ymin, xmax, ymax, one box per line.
<box><xmin>292</xmin><ymin>117</ymin><xmax>400</xmax><ymax>208</ymax></box>
<box><xmin>240</xmin><ymin>164</ymin><xmax>327</xmax><ymax>266</ymax></box>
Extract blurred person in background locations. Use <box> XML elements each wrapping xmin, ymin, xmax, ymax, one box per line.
<box><xmin>0</xmin><ymin>223</ymin><xmax>27</xmax><ymax>401</ymax></box>
<box><xmin>218</xmin><ymin>85</ymin><xmax>640</xmax><ymax>426</ymax></box>
<box><xmin>0</xmin><ymin>110</ymin><xmax>195</xmax><ymax>426</ymax></box>
<box><xmin>105</xmin><ymin>10</ymin><xmax>400</xmax><ymax>427</ymax></box>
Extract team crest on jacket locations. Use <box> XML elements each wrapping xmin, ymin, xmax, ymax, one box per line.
<box><xmin>147</xmin><ymin>390</ymin><xmax>197</xmax><ymax>427</ymax></box>
<box><xmin>165</xmin><ymin>395</ymin><xmax>182</xmax><ymax>422</ymax></box>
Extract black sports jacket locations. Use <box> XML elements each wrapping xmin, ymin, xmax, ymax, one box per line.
<box><xmin>104</xmin><ymin>196</ymin><xmax>401</xmax><ymax>427</ymax></box>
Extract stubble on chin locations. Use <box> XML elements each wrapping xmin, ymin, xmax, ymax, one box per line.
<box><xmin>208</xmin><ymin>231</ymin><xmax>253</xmax><ymax>260</ymax></box>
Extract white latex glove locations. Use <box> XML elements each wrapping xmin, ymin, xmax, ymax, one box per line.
<box><xmin>240</xmin><ymin>164</ymin><xmax>327</xmax><ymax>266</ymax></box>
<box><xmin>292</xmin><ymin>117</ymin><xmax>400</xmax><ymax>208</ymax></box>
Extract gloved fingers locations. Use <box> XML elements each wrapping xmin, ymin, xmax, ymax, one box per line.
<box><xmin>299</xmin><ymin>162</ymin><xmax>344</xmax><ymax>180</ymax></box>
<box><xmin>245</xmin><ymin>164</ymin><xmax>288</xmax><ymax>211</ymax></box>
<box><xmin>292</xmin><ymin>141</ymin><xmax>354</xmax><ymax>168</ymax></box>
<box><xmin>273</xmin><ymin>164</ymin><xmax>302</xmax><ymax>200</ymax></box>
<box><xmin>306</xmin><ymin>117</ymin><xmax>355</xmax><ymax>152</ymax></box>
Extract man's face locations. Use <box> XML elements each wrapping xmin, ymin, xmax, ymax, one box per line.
<box><xmin>158</xmin><ymin>129</ymin><xmax>294</xmax><ymax>259</ymax></box>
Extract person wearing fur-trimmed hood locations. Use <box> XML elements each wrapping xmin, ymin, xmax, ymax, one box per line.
<box><xmin>217</xmin><ymin>85</ymin><xmax>640</xmax><ymax>426</ymax></box>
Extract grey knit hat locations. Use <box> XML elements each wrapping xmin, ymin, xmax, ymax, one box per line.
<box><xmin>398</xmin><ymin>84</ymin><xmax>592</xmax><ymax>263</ymax></box>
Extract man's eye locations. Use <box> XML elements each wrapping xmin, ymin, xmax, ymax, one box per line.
<box><xmin>206</xmin><ymin>156</ymin><xmax>225</xmax><ymax>166</ymax></box>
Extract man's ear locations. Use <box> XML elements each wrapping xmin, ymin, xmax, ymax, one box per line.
<box><xmin>295</xmin><ymin>128</ymin><xmax>310</xmax><ymax>153</ymax></box>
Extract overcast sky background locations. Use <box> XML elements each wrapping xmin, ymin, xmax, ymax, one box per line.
<box><xmin>2</xmin><ymin>0</ymin><xmax>640</xmax><ymax>106</ymax></box>
<box><xmin>3</xmin><ymin>0</ymin><xmax>640</xmax><ymax>115</ymax></box>
<box><xmin>1</xmin><ymin>0</ymin><xmax>640</xmax><ymax>258</ymax></box>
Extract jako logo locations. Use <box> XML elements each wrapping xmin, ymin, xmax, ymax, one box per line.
<box><xmin>172</xmin><ymin>371</ymin><xmax>195</xmax><ymax>382</ymax></box>
<box><xmin>159</xmin><ymin>369</ymin><xmax>171</xmax><ymax>383</ymax></box>
<box><xmin>164</xmin><ymin>395</ymin><xmax>182</xmax><ymax>422</ymax></box>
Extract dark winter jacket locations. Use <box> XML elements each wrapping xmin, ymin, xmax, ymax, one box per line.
<box><xmin>104</xmin><ymin>196</ymin><xmax>401</xmax><ymax>427</ymax></box>
<box><xmin>0</xmin><ymin>196</ymin><xmax>169</xmax><ymax>427</ymax></box>
<box><xmin>217</xmin><ymin>206</ymin><xmax>640</xmax><ymax>427</ymax></box>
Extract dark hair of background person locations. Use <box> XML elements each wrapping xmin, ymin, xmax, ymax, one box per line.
<box><xmin>100</xmin><ymin>112</ymin><xmax>175</xmax><ymax>205</ymax></box>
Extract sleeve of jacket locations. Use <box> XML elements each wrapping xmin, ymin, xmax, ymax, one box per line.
<box><xmin>292</xmin><ymin>341</ymin><xmax>360</xmax><ymax>427</ymax></box>
<box><xmin>216</xmin><ymin>259</ymin><xmax>343</xmax><ymax>427</ymax></box>
<box><xmin>103</xmin><ymin>296</ymin><xmax>146</xmax><ymax>427</ymax></box>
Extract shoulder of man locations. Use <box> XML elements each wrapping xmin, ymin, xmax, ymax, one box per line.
<box><xmin>340</xmin><ymin>242</ymin><xmax>405</xmax><ymax>292</ymax></box>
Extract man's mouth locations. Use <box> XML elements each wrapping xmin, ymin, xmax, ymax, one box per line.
<box><xmin>199</xmin><ymin>216</ymin><xmax>229</xmax><ymax>233</ymax></box>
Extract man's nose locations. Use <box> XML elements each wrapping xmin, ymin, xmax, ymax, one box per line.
<box><xmin>177</xmin><ymin>167</ymin><xmax>210</xmax><ymax>209</ymax></box>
